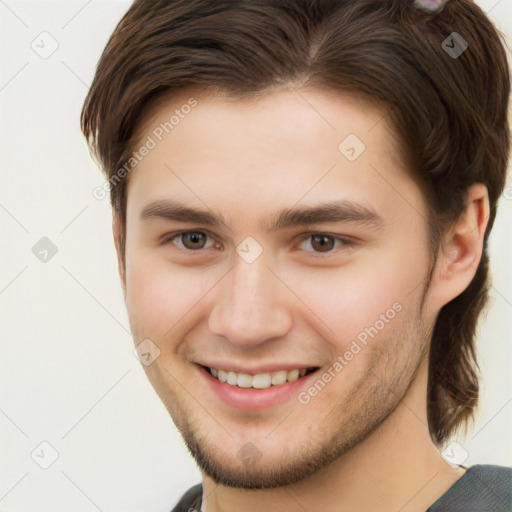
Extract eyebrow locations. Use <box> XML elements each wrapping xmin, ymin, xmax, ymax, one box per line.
<box><xmin>140</xmin><ymin>199</ymin><xmax>385</xmax><ymax>232</ymax></box>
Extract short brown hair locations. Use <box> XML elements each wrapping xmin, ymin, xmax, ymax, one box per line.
<box><xmin>81</xmin><ymin>0</ymin><xmax>510</xmax><ymax>445</ymax></box>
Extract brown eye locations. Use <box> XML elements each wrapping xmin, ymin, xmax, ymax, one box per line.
<box><xmin>180</xmin><ymin>232</ymin><xmax>207</xmax><ymax>250</ymax></box>
<box><xmin>166</xmin><ymin>231</ymin><xmax>216</xmax><ymax>251</ymax></box>
<box><xmin>298</xmin><ymin>233</ymin><xmax>352</xmax><ymax>255</ymax></box>
<box><xmin>310</xmin><ymin>234</ymin><xmax>335</xmax><ymax>252</ymax></box>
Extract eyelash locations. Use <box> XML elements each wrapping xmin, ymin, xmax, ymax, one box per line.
<box><xmin>161</xmin><ymin>230</ymin><xmax>354</xmax><ymax>257</ymax></box>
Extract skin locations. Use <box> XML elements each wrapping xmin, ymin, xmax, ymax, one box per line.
<box><xmin>113</xmin><ymin>87</ymin><xmax>489</xmax><ymax>512</ymax></box>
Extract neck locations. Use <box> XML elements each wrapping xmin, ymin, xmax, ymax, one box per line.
<box><xmin>201</xmin><ymin>357</ymin><xmax>465</xmax><ymax>512</ymax></box>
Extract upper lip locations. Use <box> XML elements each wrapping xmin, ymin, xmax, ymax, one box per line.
<box><xmin>196</xmin><ymin>362</ymin><xmax>320</xmax><ymax>374</ymax></box>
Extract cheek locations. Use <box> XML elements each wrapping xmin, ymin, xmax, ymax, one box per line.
<box><xmin>293</xmin><ymin>249</ymin><xmax>425</xmax><ymax>343</ymax></box>
<box><xmin>124</xmin><ymin>252</ymin><xmax>208</xmax><ymax>338</ymax></box>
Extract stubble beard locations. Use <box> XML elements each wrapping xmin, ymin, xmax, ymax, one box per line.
<box><xmin>160</xmin><ymin>302</ymin><xmax>431</xmax><ymax>490</ymax></box>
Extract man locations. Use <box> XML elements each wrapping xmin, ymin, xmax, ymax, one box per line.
<box><xmin>81</xmin><ymin>0</ymin><xmax>511</xmax><ymax>510</ymax></box>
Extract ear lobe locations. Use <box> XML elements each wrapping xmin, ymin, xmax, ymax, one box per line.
<box><xmin>112</xmin><ymin>214</ymin><xmax>127</xmax><ymax>298</ymax></box>
<box><xmin>442</xmin><ymin>183</ymin><xmax>489</xmax><ymax>273</ymax></box>
<box><xmin>424</xmin><ymin>183</ymin><xmax>490</xmax><ymax>314</ymax></box>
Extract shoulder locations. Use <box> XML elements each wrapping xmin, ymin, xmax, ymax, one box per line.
<box><xmin>170</xmin><ymin>482</ymin><xmax>203</xmax><ymax>512</ymax></box>
<box><xmin>169</xmin><ymin>468</ymin><xmax>512</xmax><ymax>512</ymax></box>
<box><xmin>428</xmin><ymin>465</ymin><xmax>511</xmax><ymax>511</ymax></box>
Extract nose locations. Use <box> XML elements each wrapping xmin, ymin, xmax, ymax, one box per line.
<box><xmin>208</xmin><ymin>253</ymin><xmax>293</xmax><ymax>348</ymax></box>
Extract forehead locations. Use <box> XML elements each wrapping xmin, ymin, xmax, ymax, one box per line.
<box><xmin>126</xmin><ymin>87</ymin><xmax>425</xmax><ymax>227</ymax></box>
<box><xmin>132</xmin><ymin>86</ymin><xmax>402</xmax><ymax>169</ymax></box>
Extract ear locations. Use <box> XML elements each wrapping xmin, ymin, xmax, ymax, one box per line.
<box><xmin>112</xmin><ymin>214</ymin><xmax>127</xmax><ymax>299</ymax></box>
<box><xmin>423</xmin><ymin>183</ymin><xmax>490</xmax><ymax>316</ymax></box>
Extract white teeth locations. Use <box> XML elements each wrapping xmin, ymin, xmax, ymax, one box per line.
<box><xmin>237</xmin><ymin>373</ymin><xmax>253</xmax><ymax>388</ymax></box>
<box><xmin>208</xmin><ymin>367</ymin><xmax>312</xmax><ymax>389</ymax></box>
<box><xmin>271</xmin><ymin>370</ymin><xmax>287</xmax><ymax>386</ymax></box>
<box><xmin>252</xmin><ymin>373</ymin><xmax>272</xmax><ymax>389</ymax></box>
<box><xmin>288</xmin><ymin>369</ymin><xmax>299</xmax><ymax>382</ymax></box>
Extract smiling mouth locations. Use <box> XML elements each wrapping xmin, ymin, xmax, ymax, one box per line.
<box><xmin>198</xmin><ymin>364</ymin><xmax>319</xmax><ymax>390</ymax></box>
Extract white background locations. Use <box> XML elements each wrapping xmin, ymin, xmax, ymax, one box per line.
<box><xmin>1</xmin><ymin>1</ymin><xmax>511</xmax><ymax>511</ymax></box>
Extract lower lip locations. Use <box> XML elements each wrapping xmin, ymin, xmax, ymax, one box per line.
<box><xmin>196</xmin><ymin>364</ymin><xmax>319</xmax><ymax>411</ymax></box>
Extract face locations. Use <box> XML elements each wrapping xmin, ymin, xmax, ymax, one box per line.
<box><xmin>118</xmin><ymin>87</ymin><xmax>438</xmax><ymax>489</ymax></box>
